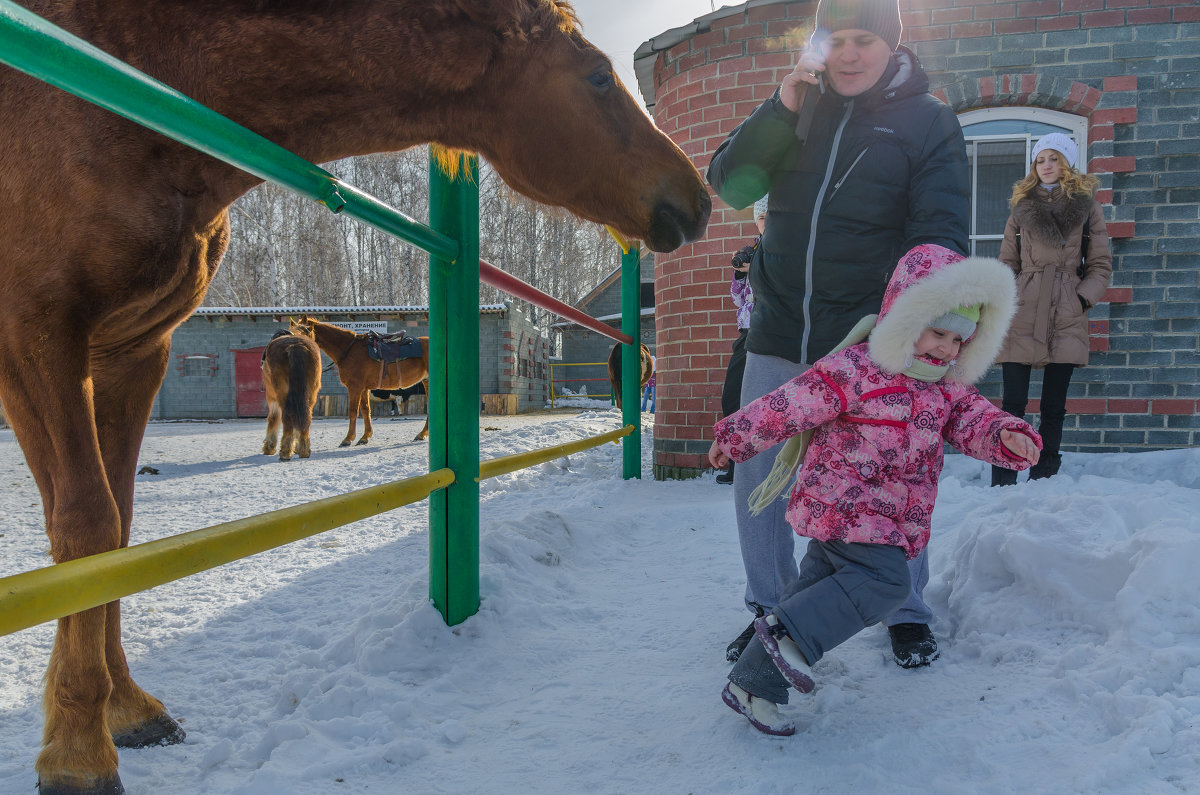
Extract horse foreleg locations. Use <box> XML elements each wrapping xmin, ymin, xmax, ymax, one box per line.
<box><xmin>356</xmin><ymin>389</ymin><xmax>373</xmax><ymax>445</ymax></box>
<box><xmin>340</xmin><ymin>386</ymin><xmax>360</xmax><ymax>447</ymax></box>
<box><xmin>0</xmin><ymin>350</ymin><xmax>125</xmax><ymax>793</ymax></box>
<box><xmin>91</xmin><ymin>342</ymin><xmax>185</xmax><ymax>750</ymax></box>
<box><xmin>414</xmin><ymin>378</ymin><xmax>430</xmax><ymax>441</ymax></box>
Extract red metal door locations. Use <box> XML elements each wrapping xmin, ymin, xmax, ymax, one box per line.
<box><xmin>234</xmin><ymin>348</ymin><xmax>268</xmax><ymax>417</ymax></box>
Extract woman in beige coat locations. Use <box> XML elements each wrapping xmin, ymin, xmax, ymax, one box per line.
<box><xmin>992</xmin><ymin>133</ymin><xmax>1112</xmax><ymax>485</ymax></box>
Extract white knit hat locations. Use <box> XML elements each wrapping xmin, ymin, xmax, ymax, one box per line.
<box><xmin>1031</xmin><ymin>133</ymin><xmax>1078</xmax><ymax>169</ymax></box>
<box><xmin>753</xmin><ymin>195</ymin><xmax>769</xmax><ymax>220</ymax></box>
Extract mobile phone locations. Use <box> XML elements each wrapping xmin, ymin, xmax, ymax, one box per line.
<box><xmin>793</xmin><ymin>73</ymin><xmax>824</xmax><ymax>145</ymax></box>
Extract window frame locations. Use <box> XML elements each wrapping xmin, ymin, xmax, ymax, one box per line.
<box><xmin>958</xmin><ymin>108</ymin><xmax>1089</xmax><ymax>257</ymax></box>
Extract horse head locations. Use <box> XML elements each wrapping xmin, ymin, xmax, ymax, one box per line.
<box><xmin>289</xmin><ymin>317</ymin><xmax>315</xmax><ymax>338</ymax></box>
<box><xmin>436</xmin><ymin>0</ymin><xmax>711</xmax><ymax>252</ymax></box>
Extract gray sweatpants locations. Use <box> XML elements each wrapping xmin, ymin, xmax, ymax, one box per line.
<box><xmin>734</xmin><ymin>352</ymin><xmax>932</xmax><ymax>624</ymax></box>
<box><xmin>728</xmin><ymin>540</ymin><xmax>911</xmax><ymax>704</ymax></box>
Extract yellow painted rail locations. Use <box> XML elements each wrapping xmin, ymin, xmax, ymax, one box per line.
<box><xmin>0</xmin><ymin>469</ymin><xmax>455</xmax><ymax>637</ymax></box>
<box><xmin>477</xmin><ymin>425</ymin><xmax>633</xmax><ymax>481</ymax></box>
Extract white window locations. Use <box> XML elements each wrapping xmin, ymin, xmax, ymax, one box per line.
<box><xmin>182</xmin><ymin>355</ymin><xmax>216</xmax><ymax>378</ymax></box>
<box><xmin>958</xmin><ymin>108</ymin><xmax>1089</xmax><ymax>257</ymax></box>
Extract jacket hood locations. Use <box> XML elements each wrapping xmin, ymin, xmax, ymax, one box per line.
<box><xmin>869</xmin><ymin>244</ymin><xmax>1016</xmax><ymax>384</ymax></box>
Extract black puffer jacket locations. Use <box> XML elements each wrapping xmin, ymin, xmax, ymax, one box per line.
<box><xmin>707</xmin><ymin>47</ymin><xmax>969</xmax><ymax>364</ymax></box>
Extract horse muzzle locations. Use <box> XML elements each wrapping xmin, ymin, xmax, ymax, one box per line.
<box><xmin>644</xmin><ymin>188</ymin><xmax>711</xmax><ymax>252</ymax></box>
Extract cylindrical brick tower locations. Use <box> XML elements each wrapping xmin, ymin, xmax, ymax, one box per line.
<box><xmin>635</xmin><ymin>1</ymin><xmax>817</xmax><ymax>479</ymax></box>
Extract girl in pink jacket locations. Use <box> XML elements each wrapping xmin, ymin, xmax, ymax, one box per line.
<box><xmin>708</xmin><ymin>244</ymin><xmax>1041</xmax><ymax>736</ymax></box>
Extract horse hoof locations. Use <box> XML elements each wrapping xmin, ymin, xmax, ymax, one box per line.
<box><xmin>339</xmin><ymin>441</ymin><xmax>351</xmax><ymax>447</ymax></box>
<box><xmin>112</xmin><ymin>713</ymin><xmax>186</xmax><ymax>748</ymax></box>
<box><xmin>37</xmin><ymin>773</ymin><xmax>124</xmax><ymax>794</ymax></box>
<box><xmin>356</xmin><ymin>439</ymin><xmax>370</xmax><ymax>446</ymax></box>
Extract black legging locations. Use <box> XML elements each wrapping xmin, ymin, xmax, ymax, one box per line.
<box><xmin>721</xmin><ymin>328</ymin><xmax>749</xmax><ymax>418</ymax></box>
<box><xmin>1000</xmin><ymin>362</ymin><xmax>1076</xmax><ymax>455</ymax></box>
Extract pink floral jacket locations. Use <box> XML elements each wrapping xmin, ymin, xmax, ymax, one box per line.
<box><xmin>714</xmin><ymin>344</ymin><xmax>1037</xmax><ymax>559</ymax></box>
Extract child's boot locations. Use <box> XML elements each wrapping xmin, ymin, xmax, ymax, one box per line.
<box><xmin>721</xmin><ymin>682</ymin><xmax>795</xmax><ymax>736</ymax></box>
<box><xmin>753</xmin><ymin>615</ymin><xmax>815</xmax><ymax>693</ymax></box>
<box><xmin>990</xmin><ymin>465</ymin><xmax>1018</xmax><ymax>487</ymax></box>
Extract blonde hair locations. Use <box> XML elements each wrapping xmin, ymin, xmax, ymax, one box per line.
<box><xmin>1009</xmin><ymin>158</ymin><xmax>1100</xmax><ymax>207</ymax></box>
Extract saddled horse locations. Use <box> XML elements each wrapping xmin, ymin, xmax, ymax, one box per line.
<box><xmin>260</xmin><ymin>330</ymin><xmax>322</xmax><ymax>460</ymax></box>
<box><xmin>293</xmin><ymin>317</ymin><xmax>431</xmax><ymax>446</ymax></box>
<box><xmin>607</xmin><ymin>342</ymin><xmax>654</xmax><ymax>410</ymax></box>
<box><xmin>0</xmin><ymin>0</ymin><xmax>709</xmax><ymax>791</ymax></box>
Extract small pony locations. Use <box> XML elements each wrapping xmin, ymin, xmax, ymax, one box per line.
<box><xmin>607</xmin><ymin>342</ymin><xmax>654</xmax><ymax>409</ymax></box>
<box><xmin>261</xmin><ymin>329</ymin><xmax>322</xmax><ymax>460</ymax></box>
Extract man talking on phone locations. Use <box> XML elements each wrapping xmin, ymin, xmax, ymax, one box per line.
<box><xmin>707</xmin><ymin>0</ymin><xmax>970</xmax><ymax>670</ymax></box>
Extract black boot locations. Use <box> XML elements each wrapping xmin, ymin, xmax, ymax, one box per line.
<box><xmin>1028</xmin><ymin>452</ymin><xmax>1062</xmax><ymax>480</ymax></box>
<box><xmin>716</xmin><ymin>460</ymin><xmax>734</xmax><ymax>485</ymax></box>
<box><xmin>888</xmin><ymin>623</ymin><xmax>939</xmax><ymax>668</ymax></box>
<box><xmin>990</xmin><ymin>465</ymin><xmax>1018</xmax><ymax>487</ymax></box>
<box><xmin>726</xmin><ymin>603</ymin><xmax>764</xmax><ymax>663</ymax></box>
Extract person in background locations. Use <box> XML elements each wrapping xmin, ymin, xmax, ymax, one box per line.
<box><xmin>717</xmin><ymin>196</ymin><xmax>768</xmax><ymax>486</ymax></box>
<box><xmin>710</xmin><ymin>245</ymin><xmax>1039</xmax><ymax>736</ymax></box>
<box><xmin>706</xmin><ymin>0</ymin><xmax>970</xmax><ymax>668</ymax></box>
<box><xmin>991</xmin><ymin>133</ymin><xmax>1112</xmax><ymax>486</ymax></box>
<box><xmin>641</xmin><ymin>355</ymin><xmax>656</xmax><ymax>413</ymax></box>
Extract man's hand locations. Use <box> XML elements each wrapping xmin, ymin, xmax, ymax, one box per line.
<box><xmin>1000</xmin><ymin>430</ymin><xmax>1040</xmax><ymax>465</ymax></box>
<box><xmin>780</xmin><ymin>50</ymin><xmax>825</xmax><ymax>112</ymax></box>
<box><xmin>709</xmin><ymin>440</ymin><xmax>729</xmax><ymax>469</ymax></box>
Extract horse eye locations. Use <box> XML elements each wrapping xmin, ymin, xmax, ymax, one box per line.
<box><xmin>588</xmin><ymin>69</ymin><xmax>613</xmax><ymax>91</ymax></box>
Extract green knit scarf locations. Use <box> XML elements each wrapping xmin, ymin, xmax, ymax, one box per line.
<box><xmin>746</xmin><ymin>316</ymin><xmax>950</xmax><ymax>516</ymax></box>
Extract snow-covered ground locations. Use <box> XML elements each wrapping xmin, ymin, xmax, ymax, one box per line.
<box><xmin>2</xmin><ymin>410</ymin><xmax>1198</xmax><ymax>794</ymax></box>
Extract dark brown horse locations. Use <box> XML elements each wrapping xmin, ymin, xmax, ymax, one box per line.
<box><xmin>608</xmin><ymin>342</ymin><xmax>654</xmax><ymax>410</ymax></box>
<box><xmin>0</xmin><ymin>1</ymin><xmax>709</xmax><ymax>791</ymax></box>
<box><xmin>294</xmin><ymin>317</ymin><xmax>431</xmax><ymax>445</ymax></box>
<box><xmin>261</xmin><ymin>330</ymin><xmax>322</xmax><ymax>460</ymax></box>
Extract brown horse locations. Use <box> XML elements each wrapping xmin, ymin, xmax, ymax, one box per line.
<box><xmin>261</xmin><ymin>331</ymin><xmax>322</xmax><ymax>460</ymax></box>
<box><xmin>294</xmin><ymin>317</ymin><xmax>431</xmax><ymax>446</ymax></box>
<box><xmin>0</xmin><ymin>1</ymin><xmax>709</xmax><ymax>791</ymax></box>
<box><xmin>607</xmin><ymin>342</ymin><xmax>654</xmax><ymax>410</ymax></box>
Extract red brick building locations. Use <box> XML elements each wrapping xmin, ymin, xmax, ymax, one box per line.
<box><xmin>634</xmin><ymin>0</ymin><xmax>1200</xmax><ymax>478</ymax></box>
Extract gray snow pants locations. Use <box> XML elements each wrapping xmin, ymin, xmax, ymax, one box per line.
<box><xmin>728</xmin><ymin>539</ymin><xmax>911</xmax><ymax>704</ymax></box>
<box><xmin>734</xmin><ymin>352</ymin><xmax>932</xmax><ymax>624</ymax></box>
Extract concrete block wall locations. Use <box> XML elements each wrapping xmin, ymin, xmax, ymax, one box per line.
<box><xmin>555</xmin><ymin>321</ymin><xmax>657</xmax><ymax>403</ymax></box>
<box><xmin>155</xmin><ymin>307</ymin><xmax>549</xmax><ymax>419</ymax></box>
<box><xmin>641</xmin><ymin>0</ymin><xmax>1200</xmax><ymax>478</ymax></box>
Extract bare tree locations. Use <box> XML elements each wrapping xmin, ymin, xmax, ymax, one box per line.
<box><xmin>206</xmin><ymin>148</ymin><xmax>622</xmax><ymax>317</ymax></box>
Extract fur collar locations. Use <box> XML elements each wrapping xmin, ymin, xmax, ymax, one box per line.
<box><xmin>869</xmin><ymin>255</ymin><xmax>1016</xmax><ymax>385</ymax></box>
<box><xmin>1012</xmin><ymin>189</ymin><xmax>1092</xmax><ymax>246</ymax></box>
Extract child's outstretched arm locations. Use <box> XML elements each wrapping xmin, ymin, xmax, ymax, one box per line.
<box><xmin>941</xmin><ymin>385</ymin><xmax>1042</xmax><ymax>470</ymax></box>
<box><xmin>1000</xmin><ymin>429</ymin><xmax>1040</xmax><ymax>466</ymax></box>
<box><xmin>711</xmin><ymin>359</ymin><xmax>848</xmax><ymax>467</ymax></box>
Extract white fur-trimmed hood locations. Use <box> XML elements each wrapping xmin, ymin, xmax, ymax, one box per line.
<box><xmin>869</xmin><ymin>246</ymin><xmax>1016</xmax><ymax>385</ymax></box>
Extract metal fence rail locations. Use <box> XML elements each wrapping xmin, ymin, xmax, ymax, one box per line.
<box><xmin>0</xmin><ymin>0</ymin><xmax>646</xmax><ymax>629</ymax></box>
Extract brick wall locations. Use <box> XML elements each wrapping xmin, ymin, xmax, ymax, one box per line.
<box><xmin>645</xmin><ymin>0</ymin><xmax>1200</xmax><ymax>478</ymax></box>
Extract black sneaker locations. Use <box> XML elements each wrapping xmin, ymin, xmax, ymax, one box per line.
<box><xmin>888</xmin><ymin>623</ymin><xmax>939</xmax><ymax>668</ymax></box>
<box><xmin>726</xmin><ymin>620</ymin><xmax>757</xmax><ymax>662</ymax></box>
<box><xmin>715</xmin><ymin>462</ymin><xmax>734</xmax><ymax>485</ymax></box>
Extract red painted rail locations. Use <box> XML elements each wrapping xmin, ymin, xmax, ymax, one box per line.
<box><xmin>479</xmin><ymin>259</ymin><xmax>633</xmax><ymax>345</ymax></box>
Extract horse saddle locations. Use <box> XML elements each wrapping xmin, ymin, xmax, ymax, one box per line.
<box><xmin>364</xmin><ymin>331</ymin><xmax>422</xmax><ymax>363</ymax></box>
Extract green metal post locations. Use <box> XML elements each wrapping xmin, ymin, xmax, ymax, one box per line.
<box><xmin>621</xmin><ymin>244</ymin><xmax>643</xmax><ymax>479</ymax></box>
<box><xmin>428</xmin><ymin>155</ymin><xmax>481</xmax><ymax>625</ymax></box>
